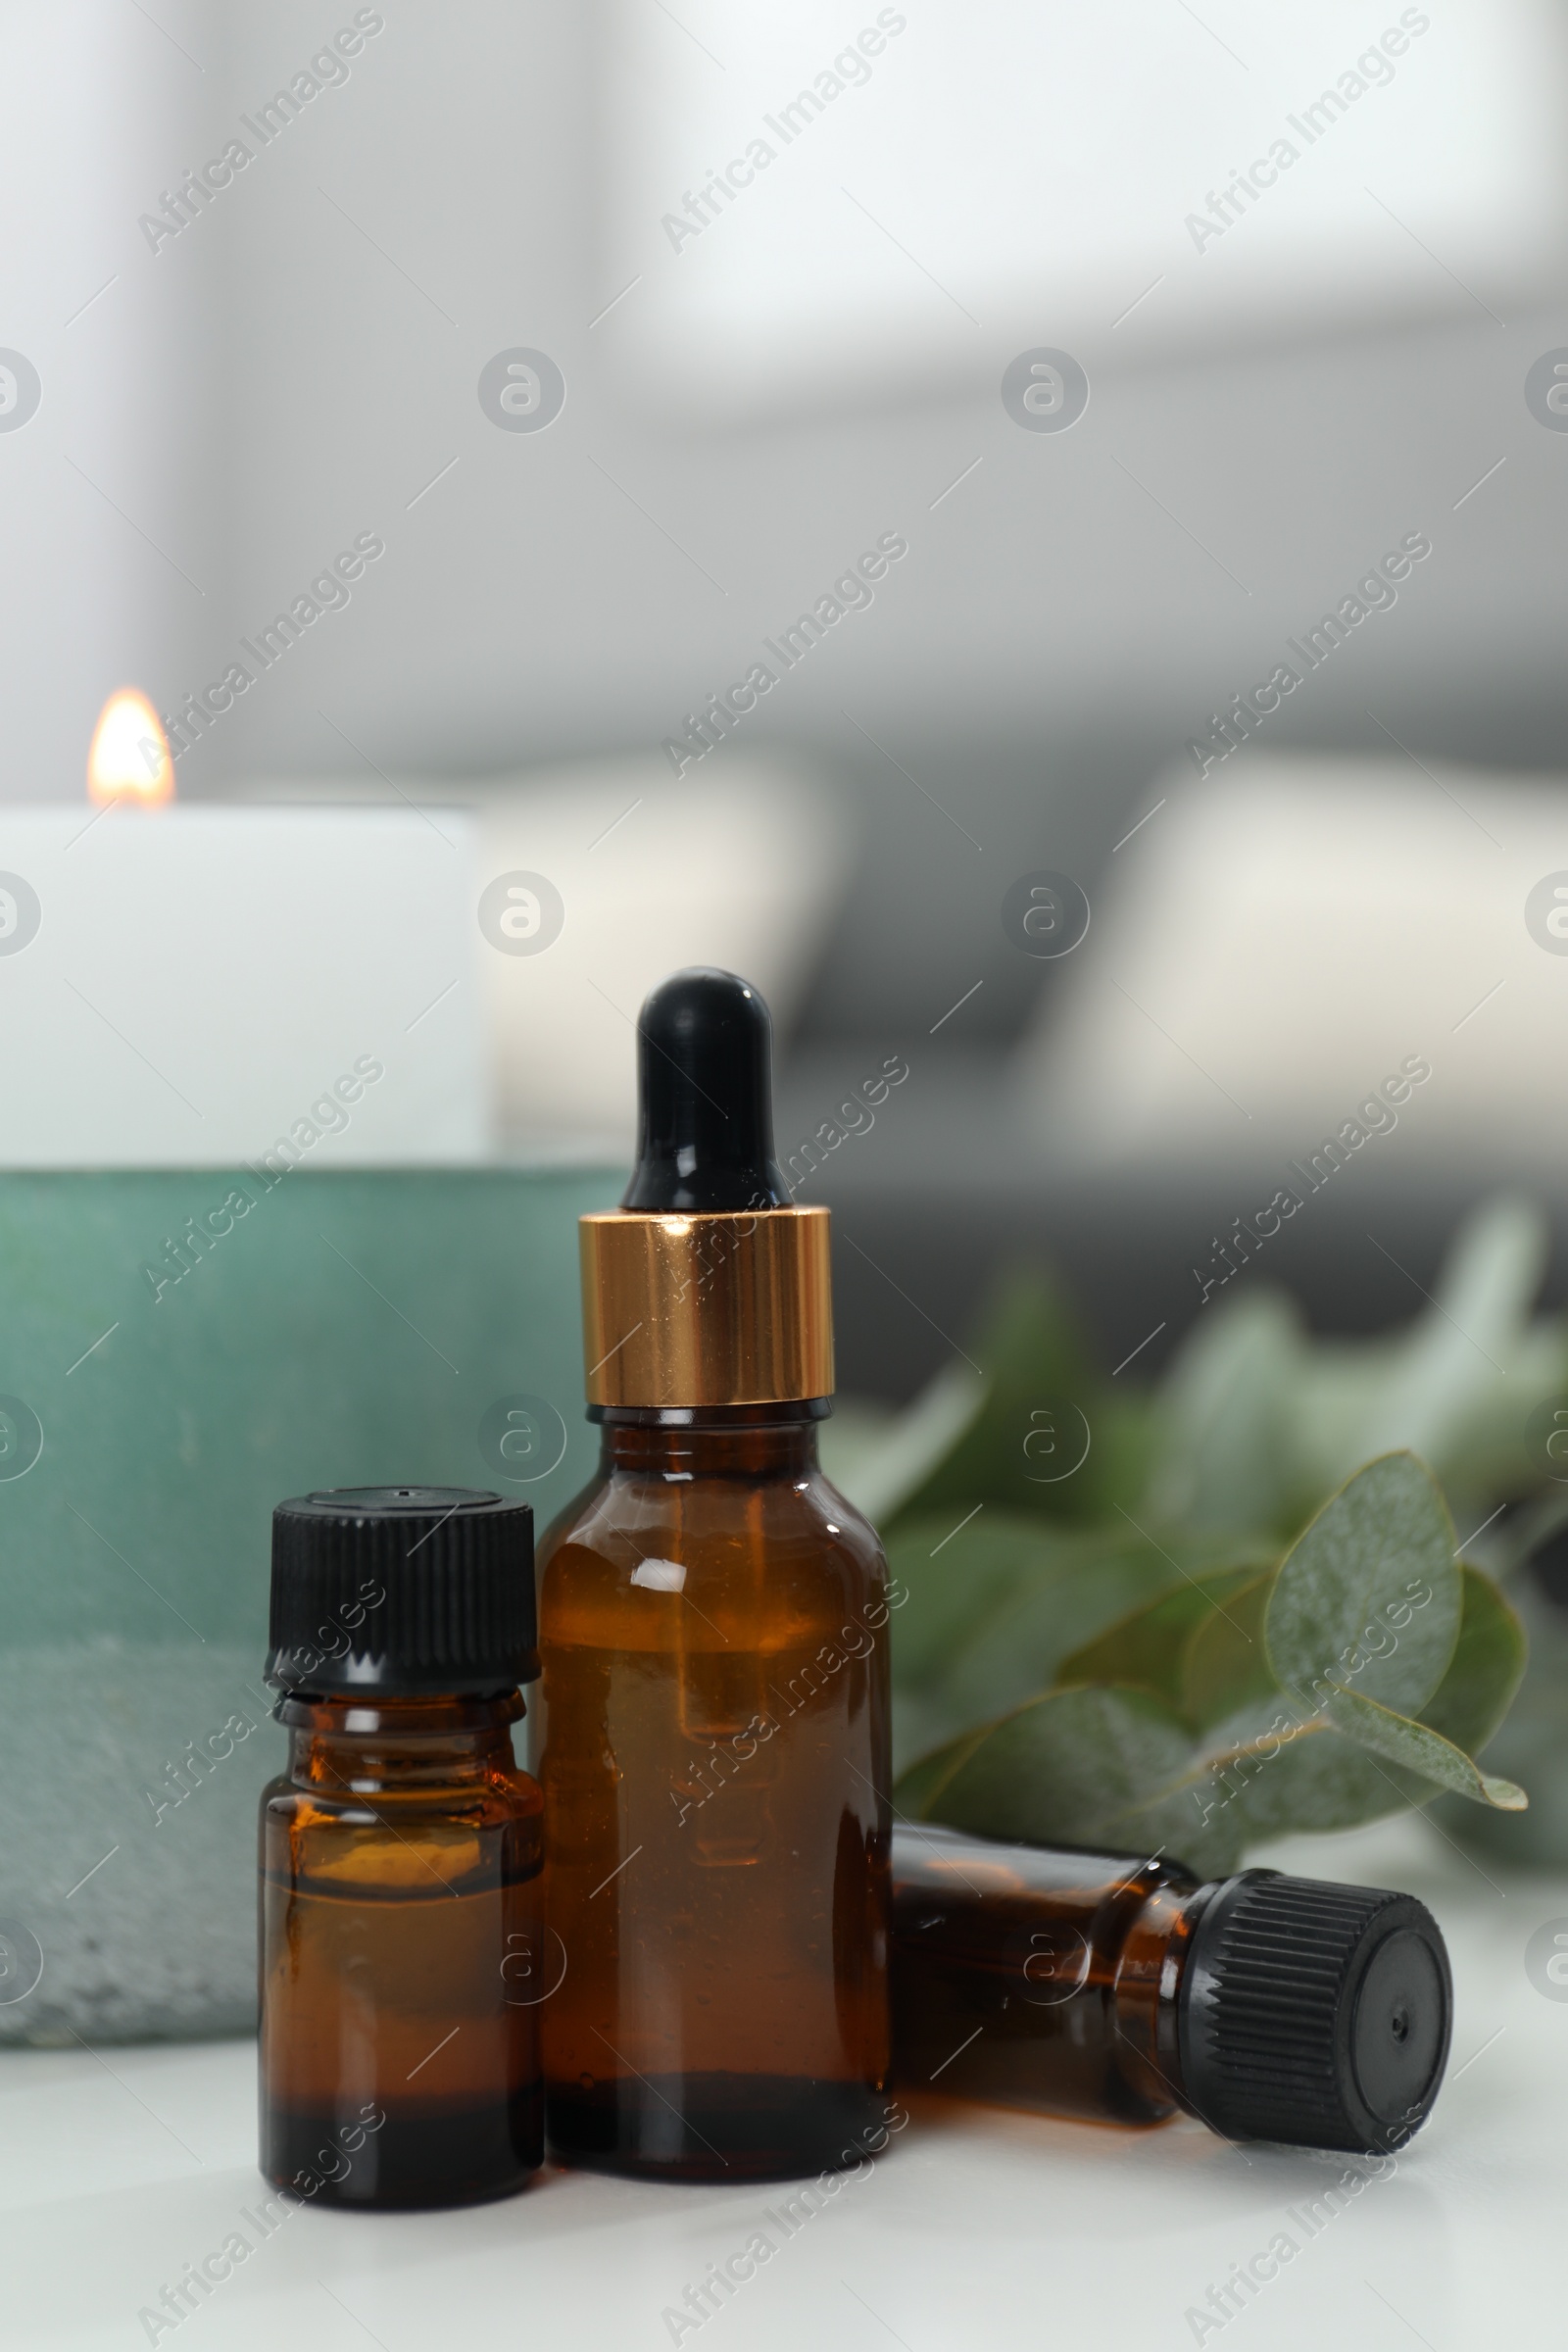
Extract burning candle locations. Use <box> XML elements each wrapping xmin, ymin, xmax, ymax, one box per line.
<box><xmin>86</xmin><ymin>690</ymin><xmax>173</xmax><ymax>808</ymax></box>
<box><xmin>0</xmin><ymin>692</ymin><xmax>489</xmax><ymax>1166</ymax></box>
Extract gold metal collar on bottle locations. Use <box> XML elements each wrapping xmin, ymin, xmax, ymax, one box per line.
<box><xmin>578</xmin><ymin>1206</ymin><xmax>834</xmax><ymax>1407</ymax></box>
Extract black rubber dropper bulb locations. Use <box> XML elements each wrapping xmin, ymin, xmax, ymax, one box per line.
<box><xmin>620</xmin><ymin>967</ymin><xmax>792</xmax><ymax>1212</ymax></box>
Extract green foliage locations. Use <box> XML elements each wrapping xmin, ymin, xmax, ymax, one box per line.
<box><xmin>885</xmin><ymin>1511</ymin><xmax>1267</xmax><ymax>1752</ymax></box>
<box><xmin>1263</xmin><ymin>1452</ymin><xmax>1460</xmax><ymax>1716</ymax></box>
<box><xmin>882</xmin><ymin>1269</ymin><xmax>1152</xmax><ymax>1528</ymax></box>
<box><xmin>1054</xmin><ymin>1567</ymin><xmax>1266</xmax><ymax>1711</ymax></box>
<box><xmin>1420</xmin><ymin>1564</ymin><xmax>1529</xmax><ymax>1756</ymax></box>
<box><xmin>892</xmin><ymin>1686</ymin><xmax>1200</xmax><ymax>1857</ymax></box>
<box><xmin>1180</xmin><ymin>1570</ymin><xmax>1276</xmax><ymax>1729</ymax></box>
<box><xmin>890</xmin><ymin>1453</ymin><xmax>1528</xmax><ymax>1874</ymax></box>
<box><xmin>1317</xmin><ymin>1686</ymin><xmax>1524</xmax><ymax>1809</ymax></box>
<box><xmin>1143</xmin><ymin>1196</ymin><xmax>1564</xmax><ymax>1540</ymax></box>
<box><xmin>1430</xmin><ymin>1571</ymin><xmax>1568</xmax><ymax>1865</ymax></box>
<box><xmin>836</xmin><ymin>1199</ymin><xmax>1559</xmax><ymax>1870</ymax></box>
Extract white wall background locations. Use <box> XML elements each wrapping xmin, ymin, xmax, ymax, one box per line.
<box><xmin>4</xmin><ymin>0</ymin><xmax>1567</xmax><ymax>1036</ymax></box>
<box><xmin>0</xmin><ymin>0</ymin><xmax>221</xmax><ymax>798</ymax></box>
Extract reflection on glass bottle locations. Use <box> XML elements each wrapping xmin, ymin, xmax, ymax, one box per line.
<box><xmin>539</xmin><ymin>970</ymin><xmax>892</xmax><ymax>2182</ymax></box>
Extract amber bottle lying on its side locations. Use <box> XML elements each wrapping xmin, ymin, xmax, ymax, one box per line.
<box><xmin>258</xmin><ymin>1487</ymin><xmax>544</xmax><ymax>2209</ymax></box>
<box><xmin>537</xmin><ymin>969</ymin><xmax>893</xmax><ymax>2183</ymax></box>
<box><xmin>890</xmin><ymin>1823</ymin><xmax>1453</xmax><ymax>2152</ymax></box>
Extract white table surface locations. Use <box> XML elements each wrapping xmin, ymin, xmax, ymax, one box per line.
<box><xmin>1</xmin><ymin>1812</ymin><xmax>1557</xmax><ymax>2352</ymax></box>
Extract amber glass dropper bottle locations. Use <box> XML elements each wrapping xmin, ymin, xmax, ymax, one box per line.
<box><xmin>891</xmin><ymin>1823</ymin><xmax>1452</xmax><ymax>2150</ymax></box>
<box><xmin>538</xmin><ymin>968</ymin><xmax>893</xmax><ymax>2181</ymax></box>
<box><xmin>259</xmin><ymin>1487</ymin><xmax>544</xmax><ymax>2207</ymax></box>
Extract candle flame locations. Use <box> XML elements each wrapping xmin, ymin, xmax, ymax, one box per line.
<box><xmin>87</xmin><ymin>689</ymin><xmax>174</xmax><ymax>808</ymax></box>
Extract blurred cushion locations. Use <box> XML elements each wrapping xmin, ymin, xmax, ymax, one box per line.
<box><xmin>246</xmin><ymin>755</ymin><xmax>852</xmax><ymax>1155</ymax></box>
<box><xmin>1016</xmin><ymin>752</ymin><xmax>1568</xmax><ymax>1174</ymax></box>
<box><xmin>469</xmin><ymin>755</ymin><xmax>851</xmax><ymax>1152</ymax></box>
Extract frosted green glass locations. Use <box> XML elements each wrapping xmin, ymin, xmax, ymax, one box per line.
<box><xmin>0</xmin><ymin>1166</ymin><xmax>616</xmax><ymax>2043</ymax></box>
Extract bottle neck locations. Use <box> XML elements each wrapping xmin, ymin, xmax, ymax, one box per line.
<box><xmin>276</xmin><ymin>1689</ymin><xmax>525</xmax><ymax>1793</ymax></box>
<box><xmin>1111</xmin><ymin>1879</ymin><xmax>1212</xmax><ymax>2117</ymax></box>
<box><xmin>595</xmin><ymin>1399</ymin><xmax>825</xmax><ymax>1480</ymax></box>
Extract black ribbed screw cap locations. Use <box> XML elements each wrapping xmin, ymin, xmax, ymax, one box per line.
<box><xmin>267</xmin><ymin>1486</ymin><xmax>537</xmax><ymax>1696</ymax></box>
<box><xmin>1179</xmin><ymin>1869</ymin><xmax>1452</xmax><ymax>2152</ymax></box>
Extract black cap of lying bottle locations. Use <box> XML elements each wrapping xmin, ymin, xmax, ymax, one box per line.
<box><xmin>1179</xmin><ymin>1870</ymin><xmax>1452</xmax><ymax>2152</ymax></box>
<box><xmin>268</xmin><ymin>1486</ymin><xmax>537</xmax><ymax>1695</ymax></box>
<box><xmin>620</xmin><ymin>966</ymin><xmax>791</xmax><ymax>1212</ymax></box>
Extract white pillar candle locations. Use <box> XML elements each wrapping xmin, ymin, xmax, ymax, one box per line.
<box><xmin>0</xmin><ymin>803</ymin><xmax>489</xmax><ymax>1166</ymax></box>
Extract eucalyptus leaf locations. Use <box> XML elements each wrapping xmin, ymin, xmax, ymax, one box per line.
<box><xmin>1423</xmin><ymin>1194</ymin><xmax>1547</xmax><ymax>1354</ymax></box>
<box><xmin>1282</xmin><ymin>1201</ymin><xmax>1568</xmax><ymax>1517</ymax></box>
<box><xmin>914</xmin><ymin>1521</ymin><xmax>1277</xmax><ymax>1740</ymax></box>
<box><xmin>1145</xmin><ymin>1290</ymin><xmax>1302</xmax><ymax>1537</ymax></box>
<box><xmin>1410</xmin><ymin>1315</ymin><xmax>1568</xmax><ymax>1525</ymax></box>
<box><xmin>935</xmin><ymin>1545</ymin><xmax>1173</xmax><ymax>1734</ymax></box>
<box><xmin>884</xmin><ymin>1511</ymin><xmax>1066</xmax><ymax>1691</ymax></box>
<box><xmin>1054</xmin><ymin>1566</ymin><xmax>1266</xmax><ymax>1715</ymax></box>
<box><xmin>894</xmin><ymin>1567</ymin><xmax>1530</xmax><ymax>1875</ymax></box>
<box><xmin>1125</xmin><ymin>1697</ymin><xmax>1426</xmax><ymax>1863</ymax></box>
<box><xmin>891</xmin><ymin>1690</ymin><xmax>966</xmax><ymax>1781</ymax></box>
<box><xmin>884</xmin><ymin>1268</ymin><xmax>1145</xmax><ymax>1527</ymax></box>
<box><xmin>1102</xmin><ymin>1698</ymin><xmax>1488</xmax><ymax>1870</ymax></box>
<box><xmin>1264</xmin><ymin>1452</ymin><xmax>1460</xmax><ymax>1717</ymax></box>
<box><xmin>1090</xmin><ymin>1778</ymin><xmax>1249</xmax><ymax>1883</ymax></box>
<box><xmin>1415</xmin><ymin>1562</ymin><xmax>1527</xmax><ymax>1758</ymax></box>
<box><xmin>1179</xmin><ymin>1568</ymin><xmax>1278</xmax><ymax>1730</ymax></box>
<box><xmin>1188</xmin><ymin>1715</ymin><xmax>1424</xmax><ymax>1846</ymax></box>
<box><xmin>864</xmin><ymin>1203</ymin><xmax>1549</xmax><ymax>1868</ymax></box>
<box><xmin>1432</xmin><ymin>1579</ymin><xmax>1568</xmax><ymax>1864</ymax></box>
<box><xmin>892</xmin><ymin>1684</ymin><xmax>1197</xmax><ymax>1850</ymax></box>
<box><xmin>891</xmin><ymin>1723</ymin><xmax>992</xmax><ymax>1821</ymax></box>
<box><xmin>1317</xmin><ymin>1200</ymin><xmax>1544</xmax><ymax>1472</ymax></box>
<box><xmin>816</xmin><ymin>1396</ymin><xmax>899</xmax><ymax>1504</ymax></box>
<box><xmin>833</xmin><ymin>1362</ymin><xmax>986</xmax><ymax>1529</ymax></box>
<box><xmin>885</xmin><ymin>1510</ymin><xmax>1180</xmax><ymax>1730</ymax></box>
<box><xmin>1322</xmin><ymin>1685</ymin><xmax>1527</xmax><ymax>1808</ymax></box>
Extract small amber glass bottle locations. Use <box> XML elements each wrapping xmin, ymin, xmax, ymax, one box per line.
<box><xmin>539</xmin><ymin>970</ymin><xmax>893</xmax><ymax>2181</ymax></box>
<box><xmin>259</xmin><ymin>1487</ymin><xmax>544</xmax><ymax>2208</ymax></box>
<box><xmin>890</xmin><ymin>1823</ymin><xmax>1453</xmax><ymax>2151</ymax></box>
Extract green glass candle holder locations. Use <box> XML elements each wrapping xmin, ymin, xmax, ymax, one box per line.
<box><xmin>0</xmin><ymin>1165</ymin><xmax>615</xmax><ymax>2044</ymax></box>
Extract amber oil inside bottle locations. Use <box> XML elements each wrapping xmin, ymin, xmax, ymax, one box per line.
<box><xmin>539</xmin><ymin>1402</ymin><xmax>892</xmax><ymax>2181</ymax></box>
<box><xmin>260</xmin><ymin>1689</ymin><xmax>544</xmax><ymax>2207</ymax></box>
<box><xmin>890</xmin><ymin>1826</ymin><xmax>1196</xmax><ymax>2125</ymax></box>
<box><xmin>890</xmin><ymin>1824</ymin><xmax>1455</xmax><ymax>2153</ymax></box>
